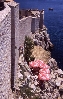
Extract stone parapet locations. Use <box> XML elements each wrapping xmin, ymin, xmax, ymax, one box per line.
<box><xmin>39</xmin><ymin>10</ymin><xmax>44</xmax><ymax>29</ymax></box>
<box><xmin>0</xmin><ymin>3</ymin><xmax>12</xmax><ymax>99</ymax></box>
<box><xmin>19</xmin><ymin>16</ymin><xmax>32</xmax><ymax>47</ymax></box>
<box><xmin>31</xmin><ymin>16</ymin><xmax>40</xmax><ymax>33</ymax></box>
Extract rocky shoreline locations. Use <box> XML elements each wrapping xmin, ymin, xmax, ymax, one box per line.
<box><xmin>32</xmin><ymin>26</ymin><xmax>53</xmax><ymax>51</ymax></box>
<box><xmin>13</xmin><ymin>28</ymin><xmax>63</xmax><ymax>99</ymax></box>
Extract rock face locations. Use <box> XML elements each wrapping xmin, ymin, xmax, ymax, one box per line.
<box><xmin>33</xmin><ymin>28</ymin><xmax>53</xmax><ymax>50</ymax></box>
<box><xmin>47</xmin><ymin>58</ymin><xmax>63</xmax><ymax>99</ymax></box>
<box><xmin>16</xmin><ymin>48</ymin><xmax>63</xmax><ymax>99</ymax></box>
<box><xmin>48</xmin><ymin>58</ymin><xmax>58</xmax><ymax>70</ymax></box>
<box><xmin>15</xmin><ymin>26</ymin><xmax>63</xmax><ymax>99</ymax></box>
<box><xmin>17</xmin><ymin>53</ymin><xmax>42</xmax><ymax>99</ymax></box>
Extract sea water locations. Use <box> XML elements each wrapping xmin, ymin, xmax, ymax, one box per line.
<box><xmin>15</xmin><ymin>0</ymin><xmax>63</xmax><ymax>70</ymax></box>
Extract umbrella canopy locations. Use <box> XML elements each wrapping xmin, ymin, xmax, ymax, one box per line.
<box><xmin>35</xmin><ymin>60</ymin><xmax>44</xmax><ymax>64</ymax></box>
<box><xmin>38</xmin><ymin>73</ymin><xmax>50</xmax><ymax>81</ymax></box>
<box><xmin>29</xmin><ymin>60</ymin><xmax>50</xmax><ymax>81</ymax></box>
<box><xmin>39</xmin><ymin>68</ymin><xmax>50</xmax><ymax>74</ymax></box>
<box><xmin>35</xmin><ymin>60</ymin><xmax>50</xmax><ymax>69</ymax></box>
<box><xmin>43</xmin><ymin>64</ymin><xmax>50</xmax><ymax>69</ymax></box>
<box><xmin>29</xmin><ymin>61</ymin><xmax>34</xmax><ymax>68</ymax></box>
<box><xmin>29</xmin><ymin>60</ymin><xmax>50</xmax><ymax>69</ymax></box>
<box><xmin>34</xmin><ymin>60</ymin><xmax>45</xmax><ymax>69</ymax></box>
<box><xmin>39</xmin><ymin>63</ymin><xmax>50</xmax><ymax>69</ymax></box>
<box><xmin>29</xmin><ymin>61</ymin><xmax>39</xmax><ymax>68</ymax></box>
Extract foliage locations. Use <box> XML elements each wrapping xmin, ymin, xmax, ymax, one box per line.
<box><xmin>24</xmin><ymin>36</ymin><xmax>35</xmax><ymax>63</ymax></box>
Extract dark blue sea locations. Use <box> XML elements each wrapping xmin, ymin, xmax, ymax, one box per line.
<box><xmin>15</xmin><ymin>0</ymin><xmax>63</xmax><ymax>70</ymax></box>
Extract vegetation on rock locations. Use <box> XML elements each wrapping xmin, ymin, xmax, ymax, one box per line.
<box><xmin>32</xmin><ymin>46</ymin><xmax>51</xmax><ymax>64</ymax></box>
<box><xmin>24</xmin><ymin>36</ymin><xmax>35</xmax><ymax>63</ymax></box>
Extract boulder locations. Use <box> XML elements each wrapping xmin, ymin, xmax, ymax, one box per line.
<box><xmin>59</xmin><ymin>84</ymin><xmax>63</xmax><ymax>92</ymax></box>
<box><xmin>51</xmin><ymin>74</ymin><xmax>56</xmax><ymax>79</ymax></box>
<box><xmin>18</xmin><ymin>72</ymin><xmax>23</xmax><ymax>79</ymax></box>
<box><xmin>33</xmin><ymin>39</ymin><xmax>38</xmax><ymax>46</ymax></box>
<box><xmin>55</xmin><ymin>69</ymin><xmax>63</xmax><ymax>74</ymax></box>
<box><xmin>48</xmin><ymin>58</ymin><xmax>58</xmax><ymax>69</ymax></box>
<box><xmin>35</xmin><ymin>34</ymin><xmax>39</xmax><ymax>39</ymax></box>
<box><xmin>29</xmin><ymin>83</ymin><xmax>36</xmax><ymax>91</ymax></box>
<box><xmin>34</xmin><ymin>80</ymin><xmax>38</xmax><ymax>86</ymax></box>
<box><xmin>33</xmin><ymin>30</ymin><xmax>53</xmax><ymax>50</ymax></box>
<box><xmin>39</xmin><ymin>36</ymin><xmax>42</xmax><ymax>41</ymax></box>
<box><xmin>45</xmin><ymin>42</ymin><xmax>49</xmax><ymax>50</ymax></box>
<box><xmin>24</xmin><ymin>72</ymin><xmax>31</xmax><ymax>79</ymax></box>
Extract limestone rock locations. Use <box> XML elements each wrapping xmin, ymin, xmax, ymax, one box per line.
<box><xmin>18</xmin><ymin>73</ymin><xmax>23</xmax><ymax>79</ymax></box>
<box><xmin>48</xmin><ymin>58</ymin><xmax>58</xmax><ymax>69</ymax></box>
<box><xmin>55</xmin><ymin>77</ymin><xmax>62</xmax><ymax>87</ymax></box>
<box><xmin>33</xmin><ymin>30</ymin><xmax>53</xmax><ymax>50</ymax></box>
<box><xmin>29</xmin><ymin>83</ymin><xmax>36</xmax><ymax>91</ymax></box>
<box><xmin>34</xmin><ymin>81</ymin><xmax>38</xmax><ymax>86</ymax></box>
<box><xmin>24</xmin><ymin>72</ymin><xmax>31</xmax><ymax>79</ymax></box>
<box><xmin>59</xmin><ymin>84</ymin><xmax>63</xmax><ymax>92</ymax></box>
<box><xmin>55</xmin><ymin>69</ymin><xmax>63</xmax><ymax>74</ymax></box>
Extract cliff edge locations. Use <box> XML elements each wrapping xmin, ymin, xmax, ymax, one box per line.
<box><xmin>14</xmin><ymin>29</ymin><xmax>63</xmax><ymax>99</ymax></box>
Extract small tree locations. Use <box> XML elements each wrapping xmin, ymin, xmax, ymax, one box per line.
<box><xmin>24</xmin><ymin>36</ymin><xmax>34</xmax><ymax>63</ymax></box>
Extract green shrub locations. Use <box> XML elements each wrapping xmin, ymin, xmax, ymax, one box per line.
<box><xmin>24</xmin><ymin>36</ymin><xmax>35</xmax><ymax>63</ymax></box>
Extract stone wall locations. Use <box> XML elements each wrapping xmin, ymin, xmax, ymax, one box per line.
<box><xmin>8</xmin><ymin>1</ymin><xmax>19</xmax><ymax>90</ymax></box>
<box><xmin>39</xmin><ymin>10</ymin><xmax>44</xmax><ymax>29</ymax></box>
<box><xmin>19</xmin><ymin>16</ymin><xmax>32</xmax><ymax>47</ymax></box>
<box><xmin>0</xmin><ymin>3</ymin><xmax>12</xmax><ymax>99</ymax></box>
<box><xmin>0</xmin><ymin>1</ymin><xmax>44</xmax><ymax>99</ymax></box>
<box><xmin>31</xmin><ymin>16</ymin><xmax>40</xmax><ymax>33</ymax></box>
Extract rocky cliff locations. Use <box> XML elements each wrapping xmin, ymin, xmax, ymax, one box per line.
<box><xmin>32</xmin><ymin>26</ymin><xmax>53</xmax><ymax>51</ymax></box>
<box><xmin>13</xmin><ymin>28</ymin><xmax>63</xmax><ymax>99</ymax></box>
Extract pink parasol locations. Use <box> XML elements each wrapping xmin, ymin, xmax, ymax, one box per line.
<box><xmin>29</xmin><ymin>61</ymin><xmax>34</xmax><ymax>68</ymax></box>
<box><xmin>29</xmin><ymin>60</ymin><xmax>50</xmax><ymax>81</ymax></box>
<box><xmin>38</xmin><ymin>73</ymin><xmax>50</xmax><ymax>81</ymax></box>
<box><xmin>39</xmin><ymin>63</ymin><xmax>50</xmax><ymax>69</ymax></box>
<box><xmin>29</xmin><ymin>61</ymin><xmax>39</xmax><ymax>68</ymax></box>
<box><xmin>43</xmin><ymin>64</ymin><xmax>50</xmax><ymax>69</ymax></box>
<box><xmin>38</xmin><ymin>60</ymin><xmax>45</xmax><ymax>68</ymax></box>
<box><xmin>39</xmin><ymin>68</ymin><xmax>50</xmax><ymax>74</ymax></box>
<box><xmin>29</xmin><ymin>60</ymin><xmax>50</xmax><ymax>69</ymax></box>
<box><xmin>35</xmin><ymin>60</ymin><xmax>43</xmax><ymax>64</ymax></box>
<box><xmin>35</xmin><ymin>60</ymin><xmax>50</xmax><ymax>69</ymax></box>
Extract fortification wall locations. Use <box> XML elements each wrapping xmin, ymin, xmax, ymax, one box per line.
<box><xmin>19</xmin><ymin>16</ymin><xmax>32</xmax><ymax>47</ymax></box>
<box><xmin>31</xmin><ymin>16</ymin><xmax>40</xmax><ymax>33</ymax></box>
<box><xmin>8</xmin><ymin>1</ymin><xmax>19</xmax><ymax>89</ymax></box>
<box><xmin>0</xmin><ymin>1</ymin><xmax>44</xmax><ymax>99</ymax></box>
<box><xmin>0</xmin><ymin>3</ymin><xmax>12</xmax><ymax>99</ymax></box>
<box><xmin>39</xmin><ymin>10</ymin><xmax>44</xmax><ymax>29</ymax></box>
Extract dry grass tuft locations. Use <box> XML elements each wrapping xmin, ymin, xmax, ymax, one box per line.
<box><xmin>32</xmin><ymin>46</ymin><xmax>51</xmax><ymax>64</ymax></box>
